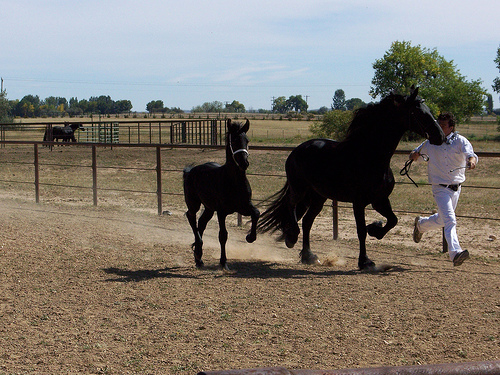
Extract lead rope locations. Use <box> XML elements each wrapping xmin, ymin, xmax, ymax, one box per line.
<box><xmin>400</xmin><ymin>154</ymin><xmax>429</xmax><ymax>187</ymax></box>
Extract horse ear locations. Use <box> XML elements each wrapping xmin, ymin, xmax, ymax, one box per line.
<box><xmin>227</xmin><ymin>119</ymin><xmax>232</xmax><ymax>128</ymax></box>
<box><xmin>241</xmin><ymin>119</ymin><xmax>250</xmax><ymax>133</ymax></box>
<box><xmin>409</xmin><ymin>86</ymin><xmax>419</xmax><ymax>101</ymax></box>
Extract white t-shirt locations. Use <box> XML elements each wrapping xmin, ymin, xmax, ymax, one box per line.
<box><xmin>414</xmin><ymin>132</ymin><xmax>478</xmax><ymax>185</ymax></box>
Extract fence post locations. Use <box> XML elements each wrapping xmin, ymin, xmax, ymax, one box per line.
<box><xmin>34</xmin><ymin>144</ymin><xmax>40</xmax><ymax>203</ymax></box>
<box><xmin>156</xmin><ymin>146</ymin><xmax>163</xmax><ymax>216</ymax></box>
<box><xmin>92</xmin><ymin>145</ymin><xmax>98</xmax><ymax>206</ymax></box>
<box><xmin>332</xmin><ymin>200</ymin><xmax>338</xmax><ymax>240</ymax></box>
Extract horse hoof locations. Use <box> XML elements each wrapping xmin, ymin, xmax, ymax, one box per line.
<box><xmin>195</xmin><ymin>260</ymin><xmax>204</xmax><ymax>269</ymax></box>
<box><xmin>285</xmin><ymin>239</ymin><xmax>295</xmax><ymax>249</ymax></box>
<box><xmin>358</xmin><ymin>259</ymin><xmax>375</xmax><ymax>271</ymax></box>
<box><xmin>359</xmin><ymin>261</ymin><xmax>392</xmax><ymax>273</ymax></box>
<box><xmin>300</xmin><ymin>252</ymin><xmax>320</xmax><ymax>265</ymax></box>
<box><xmin>246</xmin><ymin>233</ymin><xmax>256</xmax><ymax>243</ymax></box>
<box><xmin>367</xmin><ymin>220</ymin><xmax>384</xmax><ymax>239</ymax></box>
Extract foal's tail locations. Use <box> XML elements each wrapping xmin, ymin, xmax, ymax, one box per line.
<box><xmin>257</xmin><ymin>182</ymin><xmax>293</xmax><ymax>242</ymax></box>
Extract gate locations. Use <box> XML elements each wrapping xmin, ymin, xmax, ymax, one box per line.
<box><xmin>81</xmin><ymin>122</ymin><xmax>119</xmax><ymax>144</ymax></box>
<box><xmin>170</xmin><ymin>119</ymin><xmax>225</xmax><ymax>145</ymax></box>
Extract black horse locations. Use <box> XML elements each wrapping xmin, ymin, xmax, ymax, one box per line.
<box><xmin>257</xmin><ymin>87</ymin><xmax>445</xmax><ymax>271</ymax></box>
<box><xmin>183</xmin><ymin>119</ymin><xmax>260</xmax><ymax>270</ymax></box>
<box><xmin>43</xmin><ymin>123</ymin><xmax>84</xmax><ymax>143</ymax></box>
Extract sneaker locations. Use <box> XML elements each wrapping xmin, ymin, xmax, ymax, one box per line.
<box><xmin>413</xmin><ymin>216</ymin><xmax>423</xmax><ymax>243</ymax></box>
<box><xmin>453</xmin><ymin>250</ymin><xmax>470</xmax><ymax>267</ymax></box>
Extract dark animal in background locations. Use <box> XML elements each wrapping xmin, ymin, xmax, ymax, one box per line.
<box><xmin>43</xmin><ymin>123</ymin><xmax>84</xmax><ymax>143</ymax></box>
<box><xmin>183</xmin><ymin>119</ymin><xmax>260</xmax><ymax>270</ymax></box>
<box><xmin>257</xmin><ymin>87</ymin><xmax>445</xmax><ymax>271</ymax></box>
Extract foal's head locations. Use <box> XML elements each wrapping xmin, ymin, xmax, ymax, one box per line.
<box><xmin>227</xmin><ymin>119</ymin><xmax>250</xmax><ymax>171</ymax></box>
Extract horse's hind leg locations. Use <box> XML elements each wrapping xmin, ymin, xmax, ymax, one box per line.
<box><xmin>216</xmin><ymin>212</ymin><xmax>229</xmax><ymax>270</ymax></box>
<box><xmin>353</xmin><ymin>202</ymin><xmax>375</xmax><ymax>270</ymax></box>
<box><xmin>299</xmin><ymin>194</ymin><xmax>325</xmax><ymax>264</ymax></box>
<box><xmin>186</xmin><ymin>208</ymin><xmax>204</xmax><ymax>268</ymax></box>
<box><xmin>367</xmin><ymin>197</ymin><xmax>398</xmax><ymax>240</ymax></box>
<box><xmin>197</xmin><ymin>209</ymin><xmax>214</xmax><ymax>238</ymax></box>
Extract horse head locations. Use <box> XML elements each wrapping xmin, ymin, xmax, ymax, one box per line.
<box><xmin>405</xmin><ymin>86</ymin><xmax>445</xmax><ymax>145</ymax></box>
<box><xmin>227</xmin><ymin>119</ymin><xmax>250</xmax><ymax>171</ymax></box>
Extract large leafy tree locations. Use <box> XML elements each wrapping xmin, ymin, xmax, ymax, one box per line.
<box><xmin>370</xmin><ymin>41</ymin><xmax>486</xmax><ymax>122</ymax></box>
<box><xmin>272</xmin><ymin>96</ymin><xmax>288</xmax><ymax>113</ymax></box>
<box><xmin>286</xmin><ymin>95</ymin><xmax>308</xmax><ymax>112</ymax></box>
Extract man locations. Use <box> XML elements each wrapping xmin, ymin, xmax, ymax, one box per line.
<box><xmin>409</xmin><ymin>112</ymin><xmax>478</xmax><ymax>266</ymax></box>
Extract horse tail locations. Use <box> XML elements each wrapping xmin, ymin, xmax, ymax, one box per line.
<box><xmin>183</xmin><ymin>165</ymin><xmax>193</xmax><ymax>180</ymax></box>
<box><xmin>257</xmin><ymin>182</ymin><xmax>293</xmax><ymax>241</ymax></box>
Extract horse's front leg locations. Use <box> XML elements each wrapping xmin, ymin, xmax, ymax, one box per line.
<box><xmin>217</xmin><ymin>212</ymin><xmax>230</xmax><ymax>270</ymax></box>
<box><xmin>353</xmin><ymin>202</ymin><xmax>375</xmax><ymax>270</ymax></box>
<box><xmin>367</xmin><ymin>197</ymin><xmax>398</xmax><ymax>240</ymax></box>
<box><xmin>245</xmin><ymin>204</ymin><xmax>260</xmax><ymax>243</ymax></box>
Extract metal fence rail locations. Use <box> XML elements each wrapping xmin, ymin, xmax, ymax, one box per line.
<box><xmin>1</xmin><ymin>141</ymin><xmax>499</xmax><ymax>244</ymax></box>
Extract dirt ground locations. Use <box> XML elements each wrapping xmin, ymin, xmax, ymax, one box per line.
<box><xmin>0</xmin><ymin>191</ymin><xmax>499</xmax><ymax>374</ymax></box>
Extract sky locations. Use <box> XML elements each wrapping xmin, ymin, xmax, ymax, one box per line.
<box><xmin>1</xmin><ymin>0</ymin><xmax>499</xmax><ymax>112</ymax></box>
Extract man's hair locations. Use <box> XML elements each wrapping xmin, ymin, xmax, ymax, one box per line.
<box><xmin>437</xmin><ymin>112</ymin><xmax>456</xmax><ymax>129</ymax></box>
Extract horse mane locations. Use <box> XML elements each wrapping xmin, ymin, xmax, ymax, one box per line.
<box><xmin>344</xmin><ymin>93</ymin><xmax>405</xmax><ymax>141</ymax></box>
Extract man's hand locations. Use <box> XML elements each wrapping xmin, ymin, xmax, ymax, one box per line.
<box><xmin>409</xmin><ymin>151</ymin><xmax>420</xmax><ymax>161</ymax></box>
<box><xmin>467</xmin><ymin>157</ymin><xmax>477</xmax><ymax>170</ymax></box>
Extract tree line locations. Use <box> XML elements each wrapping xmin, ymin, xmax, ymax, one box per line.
<box><xmin>1</xmin><ymin>95</ymin><xmax>133</xmax><ymax>119</ymax></box>
<box><xmin>1</xmin><ymin>41</ymin><xmax>498</xmax><ymax>124</ymax></box>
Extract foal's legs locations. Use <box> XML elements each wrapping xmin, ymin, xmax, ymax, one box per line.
<box><xmin>216</xmin><ymin>212</ymin><xmax>229</xmax><ymax>270</ymax></box>
<box><xmin>299</xmin><ymin>194</ymin><xmax>326</xmax><ymax>264</ymax></box>
<box><xmin>244</xmin><ymin>204</ymin><xmax>260</xmax><ymax>243</ymax></box>
<box><xmin>367</xmin><ymin>197</ymin><xmax>398</xmax><ymax>240</ymax></box>
<box><xmin>186</xmin><ymin>207</ymin><xmax>204</xmax><ymax>268</ymax></box>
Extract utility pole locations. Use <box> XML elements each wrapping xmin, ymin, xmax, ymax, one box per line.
<box><xmin>1</xmin><ymin>77</ymin><xmax>3</xmax><ymax>93</ymax></box>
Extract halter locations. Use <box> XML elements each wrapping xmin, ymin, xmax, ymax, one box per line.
<box><xmin>228</xmin><ymin>132</ymin><xmax>249</xmax><ymax>170</ymax></box>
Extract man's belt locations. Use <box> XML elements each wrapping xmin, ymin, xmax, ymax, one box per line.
<box><xmin>439</xmin><ymin>184</ymin><xmax>461</xmax><ymax>192</ymax></box>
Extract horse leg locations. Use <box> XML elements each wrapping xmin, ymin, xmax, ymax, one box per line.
<box><xmin>197</xmin><ymin>208</ymin><xmax>214</xmax><ymax>238</ymax></box>
<box><xmin>367</xmin><ymin>197</ymin><xmax>398</xmax><ymax>240</ymax></box>
<box><xmin>217</xmin><ymin>212</ymin><xmax>230</xmax><ymax>270</ymax></box>
<box><xmin>186</xmin><ymin>207</ymin><xmax>204</xmax><ymax>268</ymax></box>
<box><xmin>284</xmin><ymin>185</ymin><xmax>307</xmax><ymax>249</ymax></box>
<box><xmin>353</xmin><ymin>202</ymin><xmax>375</xmax><ymax>270</ymax></box>
<box><xmin>244</xmin><ymin>204</ymin><xmax>260</xmax><ymax>243</ymax></box>
<box><xmin>300</xmin><ymin>194</ymin><xmax>326</xmax><ymax>264</ymax></box>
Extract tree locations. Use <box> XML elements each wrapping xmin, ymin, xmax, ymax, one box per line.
<box><xmin>0</xmin><ymin>89</ymin><xmax>12</xmax><ymax>122</ymax></box>
<box><xmin>493</xmin><ymin>46</ymin><xmax>500</xmax><ymax>100</ymax></box>
<box><xmin>225</xmin><ymin>100</ymin><xmax>245</xmax><ymax>113</ymax></box>
<box><xmin>116</xmin><ymin>100</ymin><xmax>132</xmax><ymax>114</ymax></box>
<box><xmin>286</xmin><ymin>95</ymin><xmax>308</xmax><ymax>112</ymax></box>
<box><xmin>146</xmin><ymin>100</ymin><xmax>164</xmax><ymax>114</ymax></box>
<box><xmin>309</xmin><ymin>110</ymin><xmax>353</xmax><ymax>140</ymax></box>
<box><xmin>332</xmin><ymin>89</ymin><xmax>346</xmax><ymax>110</ymax></box>
<box><xmin>370</xmin><ymin>40</ymin><xmax>486</xmax><ymax>122</ymax></box>
<box><xmin>486</xmin><ymin>94</ymin><xmax>493</xmax><ymax>114</ymax></box>
<box><xmin>345</xmin><ymin>98</ymin><xmax>366</xmax><ymax>111</ymax></box>
<box><xmin>272</xmin><ymin>96</ymin><xmax>288</xmax><ymax>113</ymax></box>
